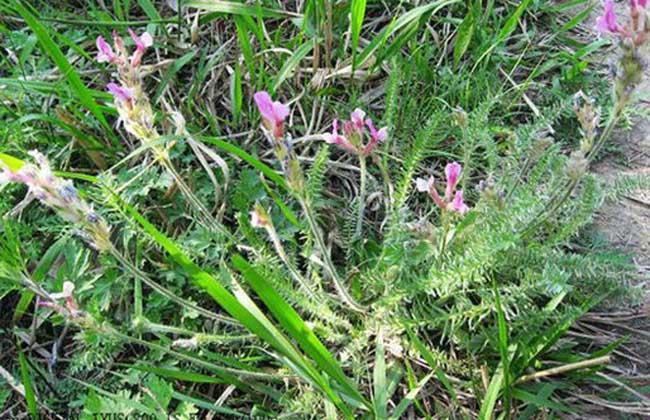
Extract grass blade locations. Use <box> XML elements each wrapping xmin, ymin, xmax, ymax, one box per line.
<box><xmin>18</xmin><ymin>350</ymin><xmax>39</xmax><ymax>419</ymax></box>
<box><xmin>356</xmin><ymin>0</ymin><xmax>459</xmax><ymax>69</ymax></box>
<box><xmin>110</xmin><ymin>192</ymin><xmax>354</xmax><ymax>417</ymax></box>
<box><xmin>187</xmin><ymin>0</ymin><xmax>299</xmax><ymax>19</ymax></box>
<box><xmin>389</xmin><ymin>373</ymin><xmax>433</xmax><ymax>420</ymax></box>
<box><xmin>453</xmin><ymin>5</ymin><xmax>475</xmax><ymax>66</ymax></box>
<box><xmin>272</xmin><ymin>39</ymin><xmax>315</xmax><ymax>94</ymax></box>
<box><xmin>231</xmin><ymin>254</ymin><xmax>369</xmax><ymax>410</ymax></box>
<box><xmin>373</xmin><ymin>328</ymin><xmax>387</xmax><ymax>419</ymax></box>
<box><xmin>350</xmin><ymin>0</ymin><xmax>366</xmax><ymax>70</ymax></box>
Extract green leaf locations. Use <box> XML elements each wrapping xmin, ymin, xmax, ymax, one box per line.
<box><xmin>472</xmin><ymin>0</ymin><xmax>533</xmax><ymax>71</ymax></box>
<box><xmin>18</xmin><ymin>351</ymin><xmax>39</xmax><ymax>420</ymax></box>
<box><xmin>350</xmin><ymin>0</ymin><xmax>366</xmax><ymax>70</ymax></box>
<box><xmin>373</xmin><ymin>328</ymin><xmax>388</xmax><ymax>419</ymax></box>
<box><xmin>479</xmin><ymin>366</ymin><xmax>504</xmax><ymax>420</ymax></box>
<box><xmin>389</xmin><ymin>373</ymin><xmax>433</xmax><ymax>420</ymax></box>
<box><xmin>153</xmin><ymin>50</ymin><xmax>198</xmax><ymax>103</ymax></box>
<box><xmin>187</xmin><ymin>0</ymin><xmax>299</xmax><ymax>19</ymax></box>
<box><xmin>512</xmin><ymin>386</ymin><xmax>571</xmax><ymax>415</ymax></box>
<box><xmin>137</xmin><ymin>0</ymin><xmax>161</xmax><ymax>20</ymax></box>
<box><xmin>11</xmin><ymin>1</ymin><xmax>111</xmax><ymax>133</ymax></box>
<box><xmin>272</xmin><ymin>39</ymin><xmax>315</xmax><ymax>94</ymax></box>
<box><xmin>231</xmin><ymin>254</ymin><xmax>369</xmax><ymax>412</ymax></box>
<box><xmin>111</xmin><ymin>193</ymin><xmax>354</xmax><ymax>417</ymax></box>
<box><xmin>199</xmin><ymin>136</ymin><xmax>289</xmax><ymax>191</ymax></box>
<box><xmin>453</xmin><ymin>6</ymin><xmax>475</xmax><ymax>66</ymax></box>
<box><xmin>132</xmin><ymin>364</ymin><xmax>226</xmax><ymax>384</ymax></box>
<box><xmin>171</xmin><ymin>391</ymin><xmax>246</xmax><ymax>417</ymax></box>
<box><xmin>356</xmin><ymin>0</ymin><xmax>459</xmax><ymax>68</ymax></box>
<box><xmin>234</xmin><ymin>15</ymin><xmax>256</xmax><ymax>81</ymax></box>
<box><xmin>230</xmin><ymin>58</ymin><xmax>243</xmax><ymax>123</ymax></box>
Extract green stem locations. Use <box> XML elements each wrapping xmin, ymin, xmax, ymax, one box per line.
<box><xmin>521</xmin><ymin>179</ymin><xmax>578</xmax><ymax>239</ymax></box>
<box><xmin>141</xmin><ymin>318</ymin><xmax>254</xmax><ymax>343</ymax></box>
<box><xmin>108</xmin><ymin>245</ymin><xmax>237</xmax><ymax>325</ymax></box>
<box><xmin>265</xmin><ymin>223</ymin><xmax>319</xmax><ymax>301</ymax></box>
<box><xmin>159</xmin><ymin>157</ymin><xmax>231</xmax><ymax>239</ymax></box>
<box><xmin>108</xmin><ymin>328</ymin><xmax>282</xmax><ymax>380</ymax></box>
<box><xmin>587</xmin><ymin>102</ymin><xmax>624</xmax><ymax>163</ymax></box>
<box><xmin>301</xmin><ymin>199</ymin><xmax>366</xmax><ymax>313</ymax></box>
<box><xmin>355</xmin><ymin>155</ymin><xmax>367</xmax><ymax>238</ymax></box>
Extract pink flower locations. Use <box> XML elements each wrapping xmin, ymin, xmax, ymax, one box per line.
<box><xmin>631</xmin><ymin>0</ymin><xmax>648</xmax><ymax>9</ymax></box>
<box><xmin>254</xmin><ymin>91</ymin><xmax>290</xmax><ymax>140</ymax></box>
<box><xmin>444</xmin><ymin>162</ymin><xmax>462</xmax><ymax>201</ymax></box>
<box><xmin>128</xmin><ymin>28</ymin><xmax>153</xmax><ymax>67</ymax></box>
<box><xmin>96</xmin><ymin>36</ymin><xmax>117</xmax><ymax>63</ymax></box>
<box><xmin>596</xmin><ymin>0</ymin><xmax>621</xmax><ymax>34</ymax></box>
<box><xmin>323</xmin><ymin>120</ymin><xmax>356</xmax><ymax>153</ymax></box>
<box><xmin>350</xmin><ymin>108</ymin><xmax>366</xmax><ymax>130</ymax></box>
<box><xmin>415</xmin><ymin>176</ymin><xmax>446</xmax><ymax>209</ymax></box>
<box><xmin>417</xmin><ymin>162</ymin><xmax>470</xmax><ymax>216</ymax></box>
<box><xmin>362</xmin><ymin>118</ymin><xmax>388</xmax><ymax>156</ymax></box>
<box><xmin>107</xmin><ymin>82</ymin><xmax>135</xmax><ymax>104</ymax></box>
<box><xmin>451</xmin><ymin>190</ymin><xmax>469</xmax><ymax>215</ymax></box>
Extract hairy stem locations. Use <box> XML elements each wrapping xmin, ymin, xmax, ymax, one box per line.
<box><xmin>355</xmin><ymin>155</ymin><xmax>367</xmax><ymax>238</ymax></box>
<box><xmin>301</xmin><ymin>199</ymin><xmax>366</xmax><ymax>313</ymax></box>
<box><xmin>159</xmin><ymin>157</ymin><xmax>230</xmax><ymax>237</ymax></box>
<box><xmin>265</xmin><ymin>223</ymin><xmax>319</xmax><ymax>300</ymax></box>
<box><xmin>108</xmin><ymin>245</ymin><xmax>237</xmax><ymax>325</ymax></box>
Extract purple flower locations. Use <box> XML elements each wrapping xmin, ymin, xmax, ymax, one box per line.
<box><xmin>596</xmin><ymin>0</ymin><xmax>621</xmax><ymax>34</ymax></box>
<box><xmin>444</xmin><ymin>162</ymin><xmax>462</xmax><ymax>201</ymax></box>
<box><xmin>128</xmin><ymin>28</ymin><xmax>153</xmax><ymax>67</ymax></box>
<box><xmin>129</xmin><ymin>28</ymin><xmax>153</xmax><ymax>51</ymax></box>
<box><xmin>451</xmin><ymin>190</ymin><xmax>469</xmax><ymax>215</ymax></box>
<box><xmin>631</xmin><ymin>0</ymin><xmax>648</xmax><ymax>9</ymax></box>
<box><xmin>107</xmin><ymin>82</ymin><xmax>135</xmax><ymax>104</ymax></box>
<box><xmin>96</xmin><ymin>36</ymin><xmax>117</xmax><ymax>63</ymax></box>
<box><xmin>254</xmin><ymin>91</ymin><xmax>290</xmax><ymax>140</ymax></box>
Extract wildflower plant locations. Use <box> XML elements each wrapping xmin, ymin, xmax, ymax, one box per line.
<box><xmin>96</xmin><ymin>29</ymin><xmax>226</xmax><ymax>235</ymax></box>
<box><xmin>1</xmin><ymin>2</ymin><xmax>647</xmax><ymax>419</ymax></box>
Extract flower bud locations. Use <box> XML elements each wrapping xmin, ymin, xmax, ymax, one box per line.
<box><xmin>250</xmin><ymin>203</ymin><xmax>271</xmax><ymax>229</ymax></box>
<box><xmin>565</xmin><ymin>150</ymin><xmax>589</xmax><ymax>181</ymax></box>
<box><xmin>453</xmin><ymin>107</ymin><xmax>468</xmax><ymax>129</ymax></box>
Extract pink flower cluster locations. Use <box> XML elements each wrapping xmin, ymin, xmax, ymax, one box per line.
<box><xmin>416</xmin><ymin>162</ymin><xmax>469</xmax><ymax>215</ymax></box>
<box><xmin>254</xmin><ymin>91</ymin><xmax>290</xmax><ymax>140</ymax></box>
<box><xmin>96</xmin><ymin>29</ymin><xmax>153</xmax><ymax>106</ymax></box>
<box><xmin>323</xmin><ymin>108</ymin><xmax>387</xmax><ymax>157</ymax></box>
<box><xmin>596</xmin><ymin>0</ymin><xmax>648</xmax><ymax>47</ymax></box>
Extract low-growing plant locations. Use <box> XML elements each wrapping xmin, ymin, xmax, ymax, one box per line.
<box><xmin>0</xmin><ymin>0</ymin><xmax>648</xmax><ymax>418</ymax></box>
